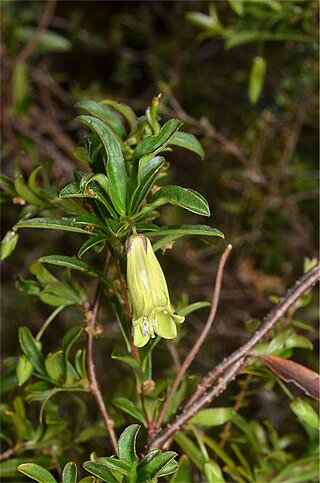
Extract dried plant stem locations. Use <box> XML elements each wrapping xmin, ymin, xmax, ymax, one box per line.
<box><xmin>86</xmin><ymin>254</ymin><xmax>118</xmax><ymax>454</ymax></box>
<box><xmin>149</xmin><ymin>263</ymin><xmax>319</xmax><ymax>450</ymax></box>
<box><xmin>155</xmin><ymin>244</ymin><xmax>232</xmax><ymax>429</ymax></box>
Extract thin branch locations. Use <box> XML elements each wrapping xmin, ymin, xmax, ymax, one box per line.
<box><xmin>86</xmin><ymin>254</ymin><xmax>118</xmax><ymax>454</ymax></box>
<box><xmin>16</xmin><ymin>0</ymin><xmax>57</xmax><ymax>64</ymax></box>
<box><xmin>149</xmin><ymin>263</ymin><xmax>319</xmax><ymax>450</ymax></box>
<box><xmin>155</xmin><ymin>244</ymin><xmax>232</xmax><ymax>429</ymax></box>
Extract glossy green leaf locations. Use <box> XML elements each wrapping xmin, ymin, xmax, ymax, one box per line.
<box><xmin>118</xmin><ymin>424</ymin><xmax>140</xmax><ymax>466</ymax></box>
<box><xmin>0</xmin><ymin>174</ymin><xmax>15</xmax><ymax>194</ymax></box>
<box><xmin>18</xmin><ymin>327</ymin><xmax>46</xmax><ymax>376</ymax></box>
<box><xmin>73</xmin><ymin>215</ymin><xmax>108</xmax><ymax>229</ymax></box>
<box><xmin>77</xmin><ymin>115</ymin><xmax>127</xmax><ymax>215</ymax></box>
<box><xmin>14</xmin><ymin>175</ymin><xmax>42</xmax><ymax>205</ymax></box>
<box><xmin>82</xmin><ymin>461</ymin><xmax>118</xmax><ymax>483</ymax></box>
<box><xmin>143</xmin><ymin>224</ymin><xmax>224</xmax><ymax>239</ymax></box>
<box><xmin>76</xmin><ymin>100</ymin><xmax>127</xmax><ymax>139</ymax></box>
<box><xmin>16</xmin><ymin>276</ymin><xmax>41</xmax><ymax>296</ymax></box>
<box><xmin>45</xmin><ymin>350</ymin><xmax>65</xmax><ymax>383</ymax></box>
<box><xmin>0</xmin><ymin>230</ymin><xmax>19</xmax><ymax>260</ymax></box>
<box><xmin>169</xmin><ymin>131</ymin><xmax>205</xmax><ymax>159</ymax></box>
<box><xmin>78</xmin><ymin>235</ymin><xmax>109</xmax><ymax>258</ymax></box>
<box><xmin>157</xmin><ymin>459</ymin><xmax>179</xmax><ymax>478</ymax></box>
<box><xmin>170</xmin><ymin>455</ymin><xmax>192</xmax><ymax>482</ymax></box>
<box><xmin>133</xmin><ymin>118</ymin><xmax>183</xmax><ymax>161</ymax></box>
<box><xmin>14</xmin><ymin>217</ymin><xmax>91</xmax><ymax>234</ymax></box>
<box><xmin>1</xmin><ymin>457</ymin><xmax>52</xmax><ymax>479</ymax></box>
<box><xmin>62</xmin><ymin>462</ymin><xmax>77</xmax><ymax>483</ymax></box>
<box><xmin>137</xmin><ymin>451</ymin><xmax>177</xmax><ymax>481</ymax></box>
<box><xmin>189</xmin><ymin>407</ymin><xmax>234</xmax><ymax>427</ymax></box>
<box><xmin>39</xmin><ymin>255</ymin><xmax>116</xmax><ymax>292</ymax></box>
<box><xmin>112</xmin><ymin>397</ymin><xmax>147</xmax><ymax>425</ymax></box>
<box><xmin>178</xmin><ymin>301</ymin><xmax>211</xmax><ymax>317</ymax></box>
<box><xmin>17</xmin><ymin>463</ymin><xmax>57</xmax><ymax>483</ymax></box>
<box><xmin>29</xmin><ymin>260</ymin><xmax>58</xmax><ymax>285</ymax></box>
<box><xmin>95</xmin><ymin>457</ymin><xmax>130</xmax><ymax>475</ymax></box>
<box><xmin>204</xmin><ymin>461</ymin><xmax>226</xmax><ymax>482</ymax></box>
<box><xmin>150</xmin><ymin>185</ymin><xmax>210</xmax><ymax>216</ymax></box>
<box><xmin>248</xmin><ymin>56</ymin><xmax>267</xmax><ymax>105</ymax></box>
<box><xmin>16</xmin><ymin>354</ymin><xmax>34</xmax><ymax>385</ymax></box>
<box><xmin>78</xmin><ymin>477</ymin><xmax>96</xmax><ymax>483</ymax></box>
<box><xmin>101</xmin><ymin>99</ymin><xmax>138</xmax><ymax>134</ymax></box>
<box><xmin>17</xmin><ymin>27</ymin><xmax>72</xmax><ymax>52</ymax></box>
<box><xmin>130</xmin><ymin>156</ymin><xmax>165</xmax><ymax>213</ymax></box>
<box><xmin>74</xmin><ymin>349</ymin><xmax>88</xmax><ymax>381</ymax></box>
<box><xmin>111</xmin><ymin>350</ymin><xmax>142</xmax><ymax>374</ymax></box>
<box><xmin>137</xmin><ymin>450</ymin><xmax>161</xmax><ymax>473</ymax></box>
<box><xmin>40</xmin><ymin>282</ymin><xmax>82</xmax><ymax>307</ymax></box>
<box><xmin>59</xmin><ymin>181</ymin><xmax>118</xmax><ymax>219</ymax></box>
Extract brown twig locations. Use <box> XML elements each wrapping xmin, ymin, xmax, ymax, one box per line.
<box><xmin>16</xmin><ymin>0</ymin><xmax>57</xmax><ymax>64</ymax></box>
<box><xmin>155</xmin><ymin>244</ymin><xmax>232</xmax><ymax>429</ymax></box>
<box><xmin>149</xmin><ymin>263</ymin><xmax>319</xmax><ymax>450</ymax></box>
<box><xmin>86</xmin><ymin>254</ymin><xmax>118</xmax><ymax>454</ymax></box>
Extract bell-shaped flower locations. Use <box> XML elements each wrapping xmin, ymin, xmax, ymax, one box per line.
<box><xmin>126</xmin><ymin>234</ymin><xmax>185</xmax><ymax>347</ymax></box>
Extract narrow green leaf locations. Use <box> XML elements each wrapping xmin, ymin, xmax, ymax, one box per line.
<box><xmin>96</xmin><ymin>457</ymin><xmax>130</xmax><ymax>475</ymax></box>
<box><xmin>73</xmin><ymin>215</ymin><xmax>108</xmax><ymax>229</ymax></box>
<box><xmin>169</xmin><ymin>131</ymin><xmax>205</xmax><ymax>159</ymax></box>
<box><xmin>204</xmin><ymin>460</ymin><xmax>226</xmax><ymax>482</ymax></box>
<box><xmin>137</xmin><ymin>451</ymin><xmax>177</xmax><ymax>481</ymax></box>
<box><xmin>39</xmin><ymin>255</ymin><xmax>116</xmax><ymax>292</ymax></box>
<box><xmin>28</xmin><ymin>166</ymin><xmax>43</xmax><ymax>195</ymax></box>
<box><xmin>29</xmin><ymin>260</ymin><xmax>58</xmax><ymax>285</ymax></box>
<box><xmin>18</xmin><ymin>327</ymin><xmax>46</xmax><ymax>376</ymax></box>
<box><xmin>178</xmin><ymin>301</ymin><xmax>211</xmax><ymax>317</ymax></box>
<box><xmin>14</xmin><ymin>175</ymin><xmax>42</xmax><ymax>205</ymax></box>
<box><xmin>248</xmin><ymin>56</ymin><xmax>267</xmax><ymax>105</ymax></box>
<box><xmin>118</xmin><ymin>424</ymin><xmax>140</xmax><ymax>466</ymax></box>
<box><xmin>133</xmin><ymin>118</ymin><xmax>182</xmax><ymax>161</ymax></box>
<box><xmin>290</xmin><ymin>398</ymin><xmax>319</xmax><ymax>430</ymax></box>
<box><xmin>44</xmin><ymin>350</ymin><xmax>65</xmax><ymax>383</ymax></box>
<box><xmin>189</xmin><ymin>407</ymin><xmax>235</xmax><ymax>427</ymax></box>
<box><xmin>150</xmin><ymin>185</ymin><xmax>210</xmax><ymax>216</ymax></box>
<box><xmin>130</xmin><ymin>156</ymin><xmax>165</xmax><ymax>213</ymax></box>
<box><xmin>227</xmin><ymin>0</ymin><xmax>244</xmax><ymax>16</ymax></box>
<box><xmin>137</xmin><ymin>450</ymin><xmax>161</xmax><ymax>473</ymax></box>
<box><xmin>0</xmin><ymin>174</ymin><xmax>16</xmax><ymax>194</ymax></box>
<box><xmin>12</xmin><ymin>60</ymin><xmax>29</xmax><ymax>108</ymax></box>
<box><xmin>16</xmin><ymin>354</ymin><xmax>34</xmax><ymax>386</ymax></box>
<box><xmin>17</xmin><ymin>27</ymin><xmax>72</xmax><ymax>52</ymax></box>
<box><xmin>143</xmin><ymin>224</ymin><xmax>224</xmax><ymax>239</ymax></box>
<box><xmin>40</xmin><ymin>282</ymin><xmax>82</xmax><ymax>307</ymax></box>
<box><xmin>157</xmin><ymin>459</ymin><xmax>179</xmax><ymax>478</ymax></box>
<box><xmin>112</xmin><ymin>397</ymin><xmax>147</xmax><ymax>425</ymax></box>
<box><xmin>59</xmin><ymin>182</ymin><xmax>118</xmax><ymax>219</ymax></box>
<box><xmin>77</xmin><ymin>115</ymin><xmax>127</xmax><ymax>215</ymax></box>
<box><xmin>101</xmin><ymin>99</ymin><xmax>138</xmax><ymax>134</ymax></box>
<box><xmin>62</xmin><ymin>462</ymin><xmax>77</xmax><ymax>483</ymax></box>
<box><xmin>62</xmin><ymin>326</ymin><xmax>84</xmax><ymax>358</ymax></box>
<box><xmin>14</xmin><ymin>217</ymin><xmax>91</xmax><ymax>234</ymax></box>
<box><xmin>17</xmin><ymin>463</ymin><xmax>57</xmax><ymax>483</ymax></box>
<box><xmin>82</xmin><ymin>461</ymin><xmax>118</xmax><ymax>483</ymax></box>
<box><xmin>174</xmin><ymin>432</ymin><xmax>206</xmax><ymax>469</ymax></box>
<box><xmin>1</xmin><ymin>457</ymin><xmax>53</xmax><ymax>479</ymax></box>
<box><xmin>78</xmin><ymin>235</ymin><xmax>108</xmax><ymax>258</ymax></box>
<box><xmin>0</xmin><ymin>230</ymin><xmax>19</xmax><ymax>260</ymax></box>
<box><xmin>76</xmin><ymin>100</ymin><xmax>127</xmax><ymax>139</ymax></box>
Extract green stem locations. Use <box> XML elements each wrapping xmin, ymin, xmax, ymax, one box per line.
<box><xmin>36</xmin><ymin>305</ymin><xmax>66</xmax><ymax>341</ymax></box>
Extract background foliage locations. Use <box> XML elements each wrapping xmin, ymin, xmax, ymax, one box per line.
<box><xmin>1</xmin><ymin>1</ymin><xmax>319</xmax><ymax>482</ymax></box>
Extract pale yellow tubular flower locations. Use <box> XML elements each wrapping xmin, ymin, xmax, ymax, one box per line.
<box><xmin>126</xmin><ymin>234</ymin><xmax>185</xmax><ymax>347</ymax></box>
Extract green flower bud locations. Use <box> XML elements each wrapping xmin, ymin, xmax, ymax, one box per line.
<box><xmin>126</xmin><ymin>234</ymin><xmax>184</xmax><ymax>347</ymax></box>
